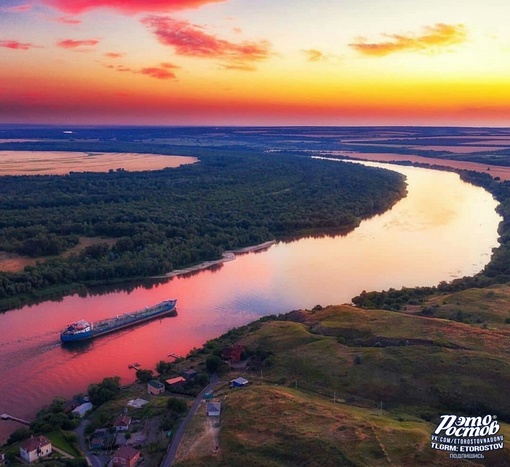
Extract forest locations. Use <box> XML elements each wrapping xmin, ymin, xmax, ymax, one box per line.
<box><xmin>0</xmin><ymin>150</ymin><xmax>406</xmax><ymax>311</ymax></box>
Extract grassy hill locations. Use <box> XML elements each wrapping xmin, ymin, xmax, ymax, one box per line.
<box><xmin>176</xmin><ymin>298</ymin><xmax>510</xmax><ymax>466</ymax></box>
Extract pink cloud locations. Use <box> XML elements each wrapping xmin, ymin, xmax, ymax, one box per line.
<box><xmin>350</xmin><ymin>23</ymin><xmax>467</xmax><ymax>57</ymax></box>
<box><xmin>1</xmin><ymin>4</ymin><xmax>32</xmax><ymax>13</ymax></box>
<box><xmin>57</xmin><ymin>39</ymin><xmax>100</xmax><ymax>49</ymax></box>
<box><xmin>104</xmin><ymin>61</ymin><xmax>179</xmax><ymax>80</ymax></box>
<box><xmin>55</xmin><ymin>16</ymin><xmax>82</xmax><ymax>24</ymax></box>
<box><xmin>142</xmin><ymin>16</ymin><xmax>270</xmax><ymax>68</ymax></box>
<box><xmin>42</xmin><ymin>0</ymin><xmax>225</xmax><ymax>14</ymax></box>
<box><xmin>0</xmin><ymin>40</ymin><xmax>41</xmax><ymax>50</ymax></box>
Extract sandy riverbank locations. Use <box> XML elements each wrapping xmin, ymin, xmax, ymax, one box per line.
<box><xmin>156</xmin><ymin>240</ymin><xmax>276</xmax><ymax>279</ymax></box>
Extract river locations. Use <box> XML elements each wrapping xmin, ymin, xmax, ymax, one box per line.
<box><xmin>0</xmin><ymin>161</ymin><xmax>501</xmax><ymax>442</ymax></box>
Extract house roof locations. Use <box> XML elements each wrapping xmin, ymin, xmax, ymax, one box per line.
<box><xmin>207</xmin><ymin>402</ymin><xmax>222</xmax><ymax>413</ymax></box>
<box><xmin>114</xmin><ymin>414</ymin><xmax>131</xmax><ymax>427</ymax></box>
<box><xmin>148</xmin><ymin>379</ymin><xmax>165</xmax><ymax>389</ymax></box>
<box><xmin>166</xmin><ymin>376</ymin><xmax>186</xmax><ymax>385</ymax></box>
<box><xmin>114</xmin><ymin>445</ymin><xmax>140</xmax><ymax>460</ymax></box>
<box><xmin>72</xmin><ymin>402</ymin><xmax>93</xmax><ymax>416</ymax></box>
<box><xmin>20</xmin><ymin>436</ymin><xmax>51</xmax><ymax>452</ymax></box>
<box><xmin>231</xmin><ymin>376</ymin><xmax>249</xmax><ymax>385</ymax></box>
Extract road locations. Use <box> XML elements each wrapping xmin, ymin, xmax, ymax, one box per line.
<box><xmin>159</xmin><ymin>373</ymin><xmax>218</xmax><ymax>467</ymax></box>
<box><xmin>75</xmin><ymin>419</ymin><xmax>109</xmax><ymax>467</ymax></box>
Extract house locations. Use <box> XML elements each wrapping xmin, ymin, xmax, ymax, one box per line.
<box><xmin>90</xmin><ymin>428</ymin><xmax>112</xmax><ymax>451</ymax></box>
<box><xmin>166</xmin><ymin>376</ymin><xmax>186</xmax><ymax>388</ymax></box>
<box><xmin>221</xmin><ymin>343</ymin><xmax>244</xmax><ymax>362</ymax></box>
<box><xmin>206</xmin><ymin>401</ymin><xmax>222</xmax><ymax>417</ymax></box>
<box><xmin>63</xmin><ymin>398</ymin><xmax>80</xmax><ymax>413</ymax></box>
<box><xmin>147</xmin><ymin>379</ymin><xmax>165</xmax><ymax>395</ymax></box>
<box><xmin>111</xmin><ymin>446</ymin><xmax>141</xmax><ymax>467</ymax></box>
<box><xmin>230</xmin><ymin>376</ymin><xmax>249</xmax><ymax>388</ymax></box>
<box><xmin>72</xmin><ymin>401</ymin><xmax>93</xmax><ymax>418</ymax></box>
<box><xmin>113</xmin><ymin>414</ymin><xmax>132</xmax><ymax>432</ymax></box>
<box><xmin>19</xmin><ymin>436</ymin><xmax>52</xmax><ymax>463</ymax></box>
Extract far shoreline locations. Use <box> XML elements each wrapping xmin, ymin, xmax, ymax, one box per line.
<box><xmin>154</xmin><ymin>240</ymin><xmax>276</xmax><ymax>279</ymax></box>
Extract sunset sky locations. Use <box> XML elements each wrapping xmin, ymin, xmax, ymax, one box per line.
<box><xmin>1</xmin><ymin>0</ymin><xmax>510</xmax><ymax>126</ymax></box>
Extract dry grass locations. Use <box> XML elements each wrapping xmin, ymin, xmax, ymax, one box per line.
<box><xmin>0</xmin><ymin>151</ymin><xmax>196</xmax><ymax>175</ymax></box>
<box><xmin>0</xmin><ymin>236</ymin><xmax>117</xmax><ymax>272</ymax></box>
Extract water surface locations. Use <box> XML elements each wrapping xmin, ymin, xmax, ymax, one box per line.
<box><xmin>0</xmin><ymin>162</ymin><xmax>501</xmax><ymax>442</ymax></box>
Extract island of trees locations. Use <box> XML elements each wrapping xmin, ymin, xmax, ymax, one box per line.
<box><xmin>0</xmin><ymin>150</ymin><xmax>406</xmax><ymax>311</ymax></box>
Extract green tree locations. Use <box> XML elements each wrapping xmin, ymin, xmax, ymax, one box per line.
<box><xmin>87</xmin><ymin>376</ymin><xmax>120</xmax><ymax>406</ymax></box>
<box><xmin>167</xmin><ymin>398</ymin><xmax>188</xmax><ymax>414</ymax></box>
<box><xmin>136</xmin><ymin>369</ymin><xmax>154</xmax><ymax>383</ymax></box>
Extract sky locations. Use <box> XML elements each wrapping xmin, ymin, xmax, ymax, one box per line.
<box><xmin>1</xmin><ymin>0</ymin><xmax>510</xmax><ymax>126</ymax></box>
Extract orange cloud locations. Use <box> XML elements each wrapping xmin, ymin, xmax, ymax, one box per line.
<box><xmin>142</xmin><ymin>16</ymin><xmax>270</xmax><ymax>69</ymax></box>
<box><xmin>0</xmin><ymin>40</ymin><xmax>42</xmax><ymax>50</ymax></box>
<box><xmin>350</xmin><ymin>23</ymin><xmax>467</xmax><ymax>56</ymax></box>
<box><xmin>104</xmin><ymin>52</ymin><xmax>124</xmax><ymax>58</ymax></box>
<box><xmin>42</xmin><ymin>0</ymin><xmax>225</xmax><ymax>14</ymax></box>
<box><xmin>57</xmin><ymin>39</ymin><xmax>100</xmax><ymax>49</ymax></box>
<box><xmin>140</xmin><ymin>66</ymin><xmax>177</xmax><ymax>80</ymax></box>
<box><xmin>302</xmin><ymin>49</ymin><xmax>327</xmax><ymax>62</ymax></box>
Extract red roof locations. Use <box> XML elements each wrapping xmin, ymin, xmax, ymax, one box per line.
<box><xmin>114</xmin><ymin>414</ymin><xmax>131</xmax><ymax>427</ymax></box>
<box><xmin>166</xmin><ymin>376</ymin><xmax>186</xmax><ymax>385</ymax></box>
<box><xmin>20</xmin><ymin>436</ymin><xmax>51</xmax><ymax>452</ymax></box>
<box><xmin>115</xmin><ymin>445</ymin><xmax>140</xmax><ymax>460</ymax></box>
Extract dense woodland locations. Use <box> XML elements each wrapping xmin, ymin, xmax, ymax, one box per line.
<box><xmin>0</xmin><ymin>151</ymin><xmax>406</xmax><ymax>311</ymax></box>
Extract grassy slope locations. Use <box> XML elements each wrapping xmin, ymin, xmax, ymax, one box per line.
<box><xmin>176</xmin><ymin>299</ymin><xmax>510</xmax><ymax>466</ymax></box>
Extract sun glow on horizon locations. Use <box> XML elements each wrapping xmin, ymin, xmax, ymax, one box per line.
<box><xmin>1</xmin><ymin>0</ymin><xmax>510</xmax><ymax>125</ymax></box>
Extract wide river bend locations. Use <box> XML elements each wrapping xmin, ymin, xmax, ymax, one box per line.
<box><xmin>0</xmin><ymin>161</ymin><xmax>501</xmax><ymax>442</ymax></box>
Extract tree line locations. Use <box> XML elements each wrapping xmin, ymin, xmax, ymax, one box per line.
<box><xmin>0</xmin><ymin>151</ymin><xmax>406</xmax><ymax>311</ymax></box>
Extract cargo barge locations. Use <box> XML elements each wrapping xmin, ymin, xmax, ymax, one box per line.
<box><xmin>60</xmin><ymin>299</ymin><xmax>177</xmax><ymax>343</ymax></box>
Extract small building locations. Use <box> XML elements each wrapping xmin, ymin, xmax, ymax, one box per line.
<box><xmin>63</xmin><ymin>398</ymin><xmax>80</xmax><ymax>413</ymax></box>
<box><xmin>166</xmin><ymin>376</ymin><xmax>186</xmax><ymax>388</ymax></box>
<box><xmin>127</xmin><ymin>398</ymin><xmax>148</xmax><ymax>409</ymax></box>
<box><xmin>19</xmin><ymin>436</ymin><xmax>52</xmax><ymax>463</ymax></box>
<box><xmin>222</xmin><ymin>343</ymin><xmax>244</xmax><ymax>362</ymax></box>
<box><xmin>111</xmin><ymin>446</ymin><xmax>141</xmax><ymax>467</ymax></box>
<box><xmin>206</xmin><ymin>402</ymin><xmax>222</xmax><ymax>417</ymax></box>
<box><xmin>90</xmin><ymin>436</ymin><xmax>106</xmax><ymax>451</ymax></box>
<box><xmin>147</xmin><ymin>379</ymin><xmax>165</xmax><ymax>395</ymax></box>
<box><xmin>72</xmin><ymin>401</ymin><xmax>93</xmax><ymax>418</ymax></box>
<box><xmin>113</xmin><ymin>414</ymin><xmax>132</xmax><ymax>432</ymax></box>
<box><xmin>90</xmin><ymin>428</ymin><xmax>112</xmax><ymax>451</ymax></box>
<box><xmin>230</xmin><ymin>376</ymin><xmax>249</xmax><ymax>388</ymax></box>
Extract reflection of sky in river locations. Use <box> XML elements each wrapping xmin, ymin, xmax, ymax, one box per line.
<box><xmin>0</xmin><ymin>161</ymin><xmax>502</xmax><ymax>443</ymax></box>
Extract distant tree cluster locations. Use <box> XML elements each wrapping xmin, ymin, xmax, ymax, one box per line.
<box><xmin>0</xmin><ymin>151</ymin><xmax>405</xmax><ymax>311</ymax></box>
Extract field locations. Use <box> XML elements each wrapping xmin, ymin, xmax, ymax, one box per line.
<box><xmin>175</xmin><ymin>298</ymin><xmax>510</xmax><ymax>466</ymax></box>
<box><xmin>0</xmin><ymin>151</ymin><xmax>196</xmax><ymax>175</ymax></box>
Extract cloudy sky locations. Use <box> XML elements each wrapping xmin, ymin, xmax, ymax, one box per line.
<box><xmin>1</xmin><ymin>0</ymin><xmax>510</xmax><ymax>126</ymax></box>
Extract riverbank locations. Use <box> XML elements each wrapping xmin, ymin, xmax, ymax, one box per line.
<box><xmin>155</xmin><ymin>241</ymin><xmax>276</xmax><ymax>279</ymax></box>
